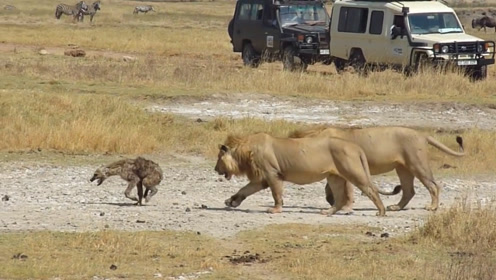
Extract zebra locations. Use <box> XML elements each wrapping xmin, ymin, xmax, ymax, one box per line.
<box><xmin>133</xmin><ymin>5</ymin><xmax>155</xmax><ymax>14</ymax></box>
<box><xmin>78</xmin><ymin>1</ymin><xmax>101</xmax><ymax>22</ymax></box>
<box><xmin>55</xmin><ymin>1</ymin><xmax>88</xmax><ymax>21</ymax></box>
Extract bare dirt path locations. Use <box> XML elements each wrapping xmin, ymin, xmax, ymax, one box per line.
<box><xmin>148</xmin><ymin>93</ymin><xmax>496</xmax><ymax>131</ymax></box>
<box><xmin>0</xmin><ymin>158</ymin><xmax>494</xmax><ymax>239</ymax></box>
<box><xmin>1</xmin><ymin>94</ymin><xmax>495</xmax><ymax>238</ymax></box>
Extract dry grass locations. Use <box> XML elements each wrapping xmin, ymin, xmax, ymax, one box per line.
<box><xmin>0</xmin><ymin>230</ymin><xmax>229</xmax><ymax>279</ymax></box>
<box><xmin>0</xmin><ymin>91</ymin><xmax>495</xmax><ymax>173</ymax></box>
<box><xmin>2</xmin><ymin>201</ymin><xmax>495</xmax><ymax>280</ymax></box>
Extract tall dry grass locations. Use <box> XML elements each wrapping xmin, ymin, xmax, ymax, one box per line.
<box><xmin>0</xmin><ymin>91</ymin><xmax>301</xmax><ymax>156</ymax></box>
<box><xmin>2</xmin><ymin>53</ymin><xmax>496</xmax><ymax>103</ymax></box>
<box><xmin>1</xmin><ymin>91</ymin><xmax>496</xmax><ymax>173</ymax></box>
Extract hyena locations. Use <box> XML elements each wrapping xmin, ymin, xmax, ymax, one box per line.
<box><xmin>90</xmin><ymin>157</ymin><xmax>163</xmax><ymax>206</ymax></box>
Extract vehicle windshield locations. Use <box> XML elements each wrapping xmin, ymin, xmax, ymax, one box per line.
<box><xmin>279</xmin><ymin>4</ymin><xmax>329</xmax><ymax>27</ymax></box>
<box><xmin>408</xmin><ymin>13</ymin><xmax>463</xmax><ymax>34</ymax></box>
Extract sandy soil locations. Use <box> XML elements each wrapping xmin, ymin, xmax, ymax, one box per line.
<box><xmin>1</xmin><ymin>94</ymin><xmax>495</xmax><ymax>239</ymax></box>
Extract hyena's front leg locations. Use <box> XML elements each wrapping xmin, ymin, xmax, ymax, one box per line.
<box><xmin>144</xmin><ymin>186</ymin><xmax>158</xmax><ymax>203</ymax></box>
<box><xmin>124</xmin><ymin>178</ymin><xmax>139</xmax><ymax>202</ymax></box>
<box><xmin>136</xmin><ymin>180</ymin><xmax>144</xmax><ymax>206</ymax></box>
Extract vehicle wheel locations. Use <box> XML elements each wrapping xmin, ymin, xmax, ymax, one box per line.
<box><xmin>282</xmin><ymin>45</ymin><xmax>307</xmax><ymax>72</ymax></box>
<box><xmin>227</xmin><ymin>18</ymin><xmax>234</xmax><ymax>41</ymax></box>
<box><xmin>468</xmin><ymin>65</ymin><xmax>487</xmax><ymax>81</ymax></box>
<box><xmin>349</xmin><ymin>50</ymin><xmax>367</xmax><ymax>75</ymax></box>
<box><xmin>333</xmin><ymin>57</ymin><xmax>347</xmax><ymax>73</ymax></box>
<box><xmin>242</xmin><ymin>43</ymin><xmax>260</xmax><ymax>68</ymax></box>
<box><xmin>414</xmin><ymin>53</ymin><xmax>429</xmax><ymax>74</ymax></box>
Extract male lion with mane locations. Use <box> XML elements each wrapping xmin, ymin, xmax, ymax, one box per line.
<box><xmin>289</xmin><ymin>126</ymin><xmax>464</xmax><ymax>211</ymax></box>
<box><xmin>214</xmin><ymin>133</ymin><xmax>388</xmax><ymax>216</ymax></box>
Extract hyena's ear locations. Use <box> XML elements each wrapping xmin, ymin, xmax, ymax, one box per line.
<box><xmin>102</xmin><ymin>167</ymin><xmax>110</xmax><ymax>175</ymax></box>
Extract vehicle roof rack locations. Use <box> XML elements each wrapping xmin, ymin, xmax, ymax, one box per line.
<box><xmin>332</xmin><ymin>0</ymin><xmax>448</xmax><ymax>6</ymax></box>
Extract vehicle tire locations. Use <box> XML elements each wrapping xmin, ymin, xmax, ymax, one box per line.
<box><xmin>242</xmin><ymin>43</ymin><xmax>260</xmax><ymax>68</ymax></box>
<box><xmin>333</xmin><ymin>57</ymin><xmax>347</xmax><ymax>73</ymax></box>
<box><xmin>349</xmin><ymin>50</ymin><xmax>367</xmax><ymax>75</ymax></box>
<box><xmin>227</xmin><ymin>18</ymin><xmax>234</xmax><ymax>41</ymax></box>
<box><xmin>468</xmin><ymin>65</ymin><xmax>487</xmax><ymax>81</ymax></box>
<box><xmin>414</xmin><ymin>52</ymin><xmax>429</xmax><ymax>74</ymax></box>
<box><xmin>282</xmin><ymin>45</ymin><xmax>307</xmax><ymax>72</ymax></box>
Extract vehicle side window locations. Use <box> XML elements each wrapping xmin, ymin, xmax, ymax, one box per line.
<box><xmin>369</xmin><ymin>11</ymin><xmax>384</xmax><ymax>35</ymax></box>
<box><xmin>338</xmin><ymin>7</ymin><xmax>368</xmax><ymax>33</ymax></box>
<box><xmin>251</xmin><ymin>3</ymin><xmax>263</xmax><ymax>21</ymax></box>
<box><xmin>239</xmin><ymin>3</ymin><xmax>252</xmax><ymax>20</ymax></box>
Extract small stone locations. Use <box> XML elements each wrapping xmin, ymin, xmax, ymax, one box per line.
<box><xmin>39</xmin><ymin>49</ymin><xmax>48</xmax><ymax>55</ymax></box>
<box><xmin>380</xmin><ymin>233</ymin><xmax>390</xmax><ymax>238</ymax></box>
<box><xmin>153</xmin><ymin>272</ymin><xmax>162</xmax><ymax>278</ymax></box>
<box><xmin>104</xmin><ymin>224</ymin><xmax>110</xmax><ymax>228</ymax></box>
<box><xmin>185</xmin><ymin>207</ymin><xmax>191</xmax><ymax>212</ymax></box>
<box><xmin>181</xmin><ymin>191</ymin><xmax>187</xmax><ymax>195</ymax></box>
<box><xmin>201</xmin><ymin>204</ymin><xmax>208</xmax><ymax>209</ymax></box>
<box><xmin>365</xmin><ymin>231</ymin><xmax>375</xmax><ymax>237</ymax></box>
<box><xmin>109</xmin><ymin>264</ymin><xmax>117</xmax><ymax>270</ymax></box>
<box><xmin>196</xmin><ymin>118</ymin><xmax>204</xmax><ymax>123</ymax></box>
<box><xmin>1</xmin><ymin>195</ymin><xmax>9</xmax><ymax>201</ymax></box>
<box><xmin>136</xmin><ymin>220</ymin><xmax>146</xmax><ymax>223</ymax></box>
<box><xmin>196</xmin><ymin>231</ymin><xmax>201</xmax><ymax>235</ymax></box>
<box><xmin>99</xmin><ymin>212</ymin><xmax>105</xmax><ymax>216</ymax></box>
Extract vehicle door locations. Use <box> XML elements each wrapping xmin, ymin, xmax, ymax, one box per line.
<box><xmin>233</xmin><ymin>0</ymin><xmax>253</xmax><ymax>52</ymax></box>
<box><xmin>330</xmin><ymin>6</ymin><xmax>369</xmax><ymax>60</ymax></box>
<box><xmin>248</xmin><ymin>0</ymin><xmax>266</xmax><ymax>52</ymax></box>
<box><xmin>387</xmin><ymin>14</ymin><xmax>410</xmax><ymax>65</ymax></box>
<box><xmin>261</xmin><ymin>3</ymin><xmax>281</xmax><ymax>55</ymax></box>
<box><xmin>365</xmin><ymin>9</ymin><xmax>387</xmax><ymax>63</ymax></box>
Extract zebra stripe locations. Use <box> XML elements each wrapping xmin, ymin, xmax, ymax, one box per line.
<box><xmin>78</xmin><ymin>1</ymin><xmax>101</xmax><ymax>22</ymax></box>
<box><xmin>133</xmin><ymin>5</ymin><xmax>155</xmax><ymax>14</ymax></box>
<box><xmin>55</xmin><ymin>1</ymin><xmax>88</xmax><ymax>20</ymax></box>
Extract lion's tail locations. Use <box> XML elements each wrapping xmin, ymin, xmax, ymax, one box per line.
<box><xmin>427</xmin><ymin>136</ymin><xmax>465</xmax><ymax>157</ymax></box>
<box><xmin>359</xmin><ymin>152</ymin><xmax>401</xmax><ymax>196</ymax></box>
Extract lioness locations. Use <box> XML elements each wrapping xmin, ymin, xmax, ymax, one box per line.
<box><xmin>214</xmin><ymin>133</ymin><xmax>387</xmax><ymax>216</ymax></box>
<box><xmin>290</xmin><ymin>126</ymin><xmax>464</xmax><ymax>211</ymax></box>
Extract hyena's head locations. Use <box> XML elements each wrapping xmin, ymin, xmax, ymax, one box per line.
<box><xmin>214</xmin><ymin>144</ymin><xmax>239</xmax><ymax>181</ymax></box>
<box><xmin>90</xmin><ymin>167</ymin><xmax>109</xmax><ymax>186</ymax></box>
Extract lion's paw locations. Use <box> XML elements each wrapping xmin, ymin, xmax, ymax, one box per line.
<box><xmin>267</xmin><ymin>207</ymin><xmax>282</xmax><ymax>214</ymax></box>
<box><xmin>425</xmin><ymin>205</ymin><xmax>438</xmax><ymax>211</ymax></box>
<box><xmin>224</xmin><ymin>198</ymin><xmax>240</xmax><ymax>208</ymax></box>
<box><xmin>387</xmin><ymin>204</ymin><xmax>401</xmax><ymax>211</ymax></box>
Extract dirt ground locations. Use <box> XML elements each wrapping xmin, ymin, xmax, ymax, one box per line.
<box><xmin>1</xmin><ymin>94</ymin><xmax>495</xmax><ymax>239</ymax></box>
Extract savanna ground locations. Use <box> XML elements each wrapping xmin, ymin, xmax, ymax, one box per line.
<box><xmin>1</xmin><ymin>0</ymin><xmax>496</xmax><ymax>279</ymax></box>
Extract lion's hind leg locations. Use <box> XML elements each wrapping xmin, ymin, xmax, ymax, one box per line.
<box><xmin>347</xmin><ymin>175</ymin><xmax>386</xmax><ymax>217</ymax></box>
<box><xmin>388</xmin><ymin>166</ymin><xmax>415</xmax><ymax>211</ymax></box>
<box><xmin>322</xmin><ymin>175</ymin><xmax>350</xmax><ymax>216</ymax></box>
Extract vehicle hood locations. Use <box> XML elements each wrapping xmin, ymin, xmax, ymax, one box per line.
<box><xmin>411</xmin><ymin>33</ymin><xmax>486</xmax><ymax>45</ymax></box>
<box><xmin>282</xmin><ymin>24</ymin><xmax>327</xmax><ymax>34</ymax></box>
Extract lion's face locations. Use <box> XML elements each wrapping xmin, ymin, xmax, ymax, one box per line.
<box><xmin>214</xmin><ymin>144</ymin><xmax>238</xmax><ymax>180</ymax></box>
<box><xmin>90</xmin><ymin>168</ymin><xmax>108</xmax><ymax>186</ymax></box>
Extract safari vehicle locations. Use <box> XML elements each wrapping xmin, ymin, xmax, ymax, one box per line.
<box><xmin>329</xmin><ymin>0</ymin><xmax>495</xmax><ymax>79</ymax></box>
<box><xmin>228</xmin><ymin>0</ymin><xmax>331</xmax><ymax>71</ymax></box>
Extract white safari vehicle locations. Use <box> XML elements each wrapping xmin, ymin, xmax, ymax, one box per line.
<box><xmin>329</xmin><ymin>0</ymin><xmax>495</xmax><ymax>79</ymax></box>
